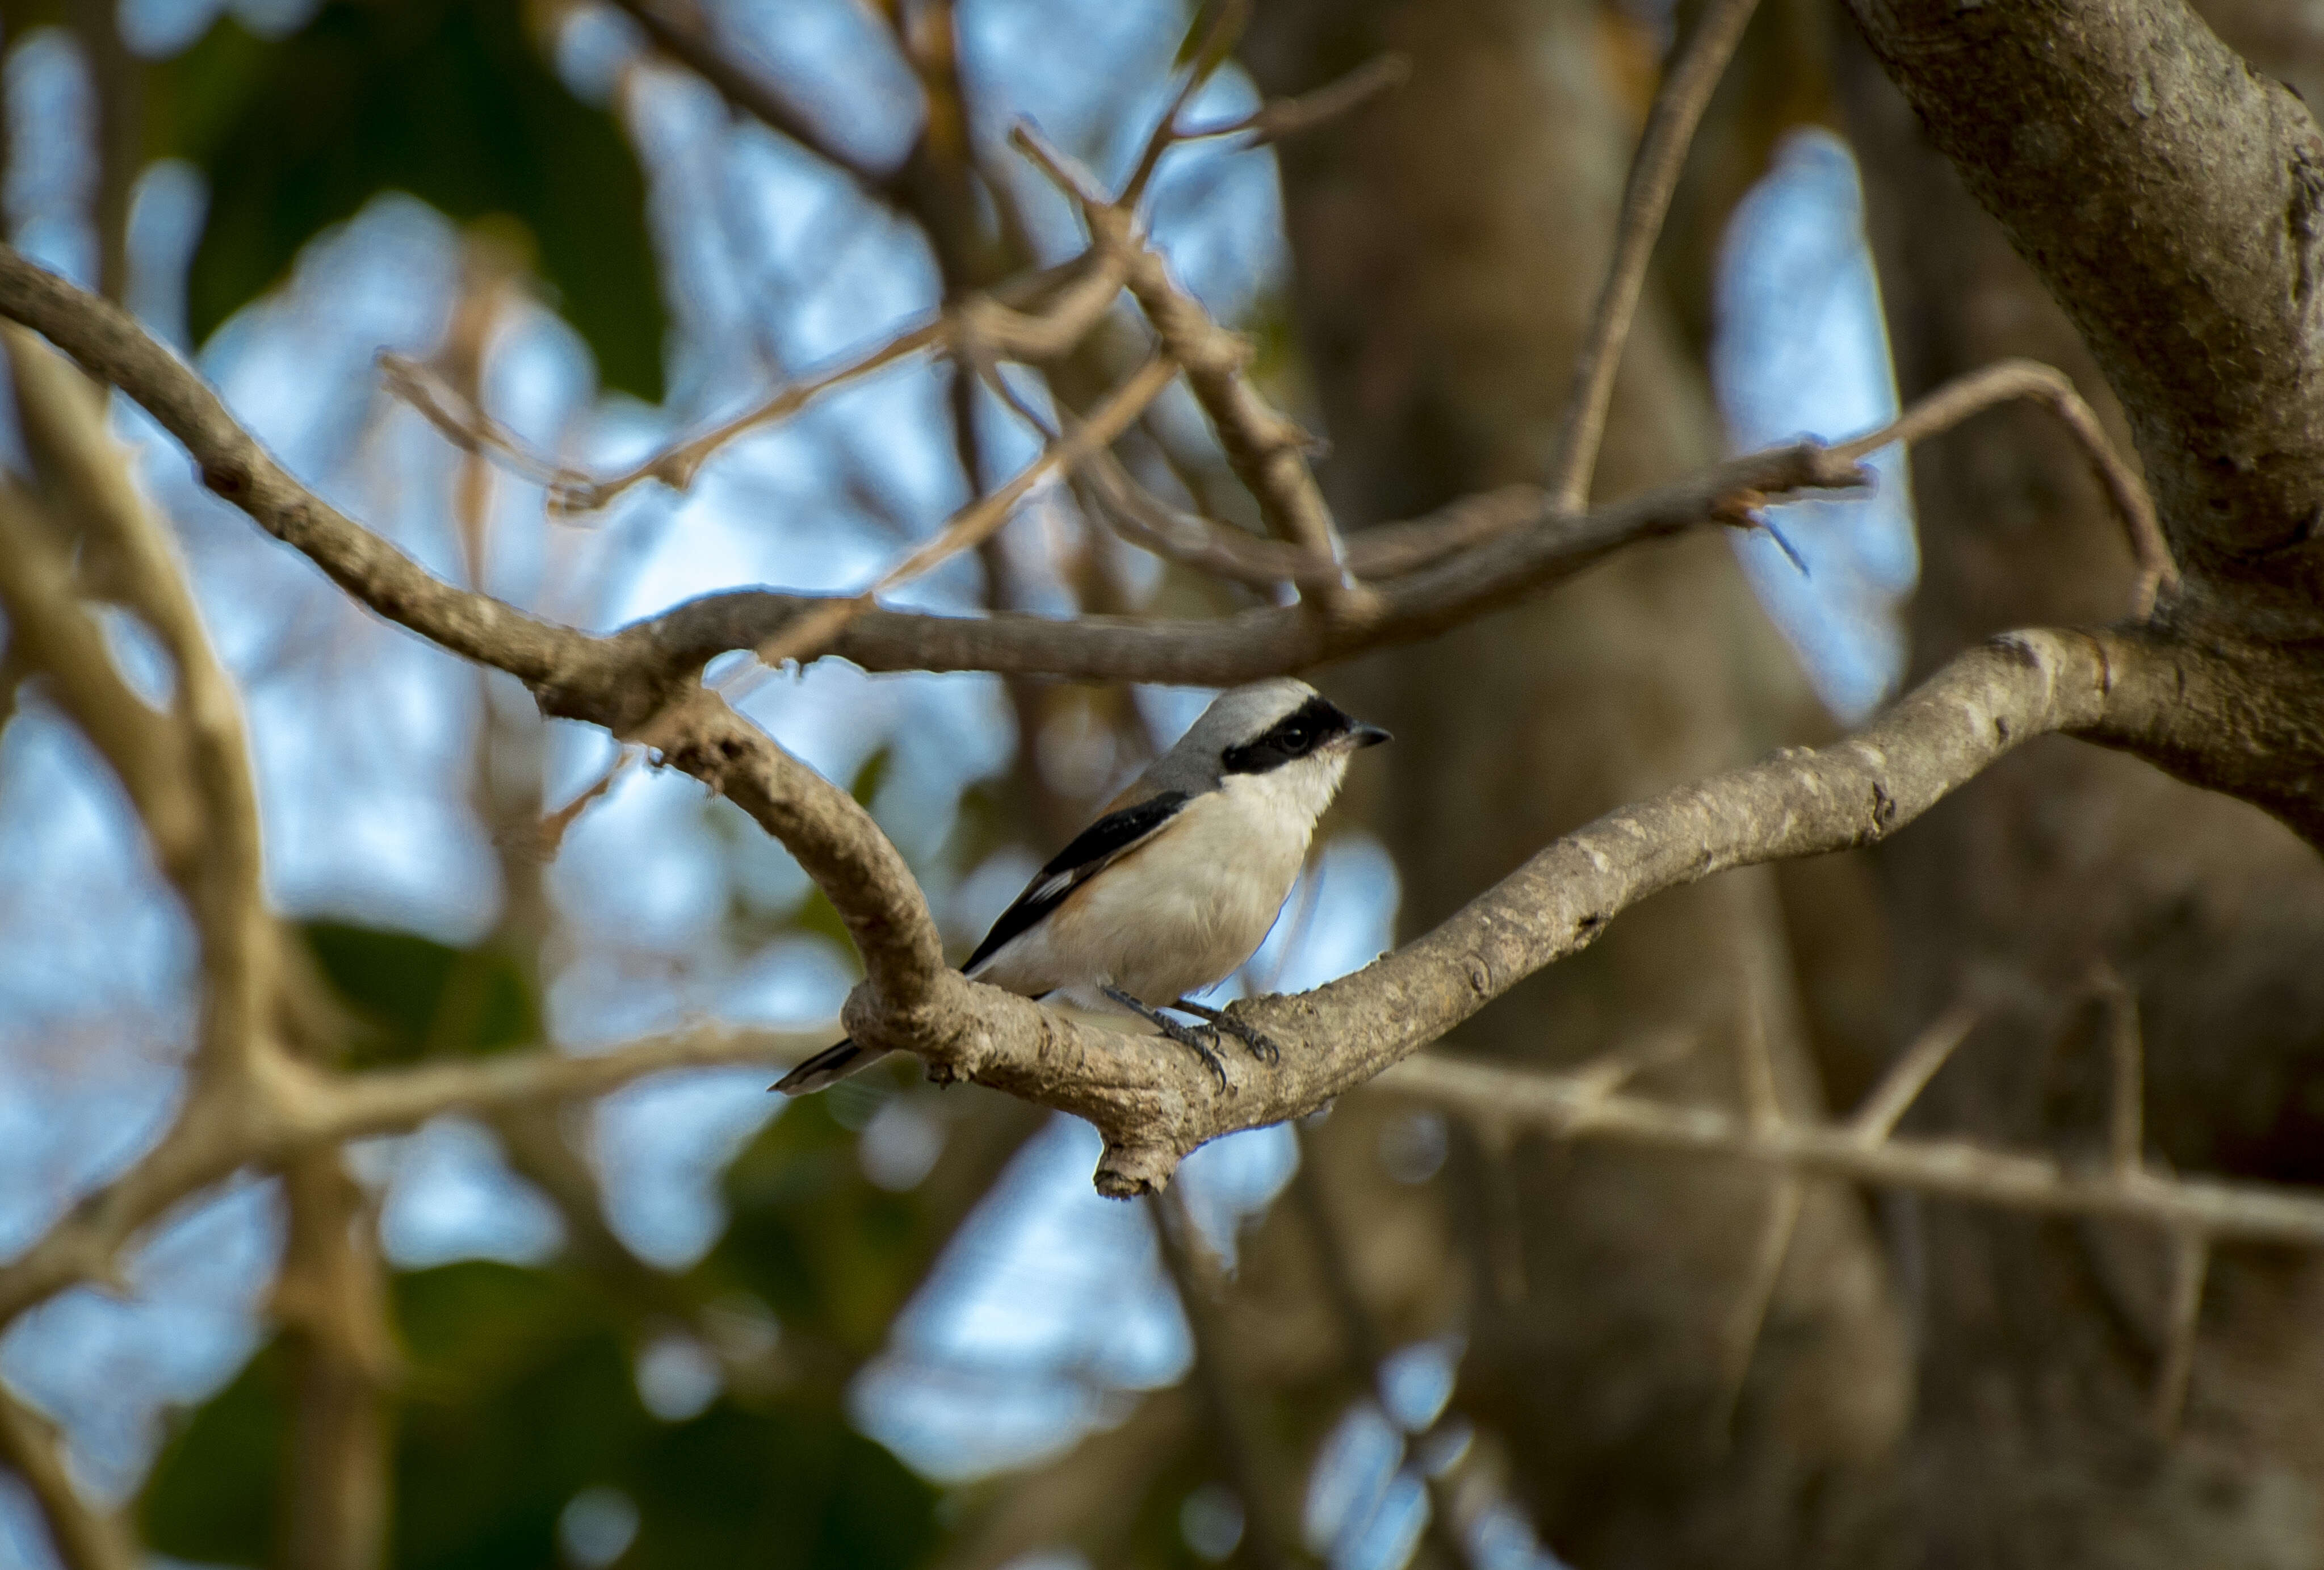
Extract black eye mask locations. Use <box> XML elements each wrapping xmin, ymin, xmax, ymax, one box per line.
<box><xmin>1222</xmin><ymin>695</ymin><xmax>1352</xmax><ymax>774</ymax></box>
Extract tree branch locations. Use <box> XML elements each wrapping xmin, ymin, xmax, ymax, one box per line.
<box><xmin>605</xmin><ymin>0</ymin><xmax>899</xmax><ymax>202</ymax></box>
<box><xmin>1828</xmin><ymin>356</ymin><xmax>2175</xmax><ymax>614</ymax></box>
<box><xmin>1373</xmin><ymin>993</ymin><xmax>2324</xmax><ymax>1433</ymax></box>
<box><xmin>0</xmin><ymin>246</ymin><xmax>2285</xmax><ymax>1204</ymax></box>
<box><xmin>1546</xmin><ymin>0</ymin><xmax>1761</xmax><ymax>510</ymax></box>
<box><xmin>0</xmin><ymin>1382</ymin><xmax>137</xmax><ymax>1570</ymax></box>
<box><xmin>0</xmin><ymin>1023</ymin><xmax>820</xmax><ymax>1325</ymax></box>
<box><xmin>4</xmin><ymin>325</ymin><xmax>276</xmax><ymax>1086</ymax></box>
<box><xmin>1843</xmin><ymin>0</ymin><xmax>2324</xmax><ymax>626</ymax></box>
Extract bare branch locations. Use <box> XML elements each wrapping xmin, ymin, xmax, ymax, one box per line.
<box><xmin>0</xmin><ymin>1382</ymin><xmax>137</xmax><ymax>1570</ymax></box>
<box><xmin>621</xmin><ymin>439</ymin><xmax>1861</xmax><ymax>694</ymax></box>
<box><xmin>1828</xmin><ymin>357</ymin><xmax>2175</xmax><ymax>614</ymax></box>
<box><xmin>1178</xmin><ymin>54</ymin><xmax>1413</xmax><ymax>150</ymax></box>
<box><xmin>730</xmin><ymin>353</ymin><xmax>1180</xmax><ymax>677</ymax></box>
<box><xmin>0</xmin><ymin>245</ymin><xmax>1869</xmax><ymax>707</ymax></box>
<box><xmin>2153</xmin><ymin>1228</ymin><xmax>2208</xmax><ymax>1436</ymax></box>
<box><xmin>605</xmin><ymin>0</ymin><xmax>897</xmax><ymax>200</ymax></box>
<box><xmin>840</xmin><ymin>629</ymin><xmax>2128</xmax><ymax>1194</ymax></box>
<box><xmin>1373</xmin><ymin>1049</ymin><xmax>2324</xmax><ymax>1247</ymax></box>
<box><xmin>1546</xmin><ymin>0</ymin><xmax>1761</xmax><ymax>511</ymax></box>
<box><xmin>0</xmin><ymin>1023</ymin><xmax>820</xmax><ymax>1326</ymax></box>
<box><xmin>1845</xmin><ymin>1002</ymin><xmax>1979</xmax><ymax>1144</ymax></box>
<box><xmin>5</xmin><ymin>325</ymin><xmax>276</xmax><ymax>1086</ymax></box>
<box><xmin>1010</xmin><ymin>123</ymin><xmax>1358</xmax><ymax>604</ymax></box>
<box><xmin>308</xmin><ymin>1021</ymin><xmax>826</xmax><ymax>1144</ymax></box>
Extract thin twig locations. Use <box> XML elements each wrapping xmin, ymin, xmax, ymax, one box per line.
<box><xmin>1847</xmin><ymin>1002</ymin><xmax>1979</xmax><ymax>1144</ymax></box>
<box><xmin>723</xmin><ymin>353</ymin><xmax>1178</xmax><ymax>688</ymax></box>
<box><xmin>521</xmin><ymin>747</ymin><xmax>642</xmax><ymax>863</ymax></box>
<box><xmin>1010</xmin><ymin>123</ymin><xmax>1361</xmax><ymax>610</ymax></box>
<box><xmin>1546</xmin><ymin>0</ymin><xmax>1762</xmax><ymax>511</ymax></box>
<box><xmin>1119</xmin><ymin>0</ymin><xmax>1253</xmax><ymax>206</ymax></box>
<box><xmin>2153</xmin><ymin>1228</ymin><xmax>2209</xmax><ymax>1435</ymax></box>
<box><xmin>552</xmin><ymin>320</ymin><xmax>944</xmax><ymax>514</ymax></box>
<box><xmin>1828</xmin><ymin>357</ymin><xmax>2176</xmax><ymax>614</ymax></box>
<box><xmin>0</xmin><ymin>1381</ymin><xmax>138</xmax><ymax>1570</ymax></box>
<box><xmin>1177</xmin><ymin>55</ymin><xmax>1413</xmax><ymax>149</ymax></box>
<box><xmin>1714</xmin><ymin>1177</ymin><xmax>1802</xmax><ymax>1440</ymax></box>
<box><xmin>378</xmin><ymin>351</ymin><xmax>575</xmax><ymax>491</ymax></box>
<box><xmin>607</xmin><ymin>0</ymin><xmax>897</xmax><ymax>201</ymax></box>
<box><xmin>458</xmin><ymin>257</ymin><xmax>1127</xmax><ymax>518</ymax></box>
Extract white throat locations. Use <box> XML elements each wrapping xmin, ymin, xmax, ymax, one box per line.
<box><xmin>1224</xmin><ymin>746</ymin><xmax>1352</xmax><ymax>836</ymax></box>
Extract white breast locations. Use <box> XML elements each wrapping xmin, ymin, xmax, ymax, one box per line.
<box><xmin>972</xmin><ymin>751</ymin><xmax>1349</xmax><ymax>1008</ymax></box>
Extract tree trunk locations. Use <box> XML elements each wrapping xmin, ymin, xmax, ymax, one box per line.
<box><xmin>1836</xmin><ymin>10</ymin><xmax>2324</xmax><ymax>1564</ymax></box>
<box><xmin>1247</xmin><ymin>3</ymin><xmax>1911</xmax><ymax>1563</ymax></box>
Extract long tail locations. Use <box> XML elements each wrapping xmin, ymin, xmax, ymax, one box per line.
<box><xmin>772</xmin><ymin>1037</ymin><xmax>890</xmax><ymax>1095</ymax></box>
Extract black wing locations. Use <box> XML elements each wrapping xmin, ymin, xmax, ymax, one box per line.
<box><xmin>961</xmin><ymin>790</ymin><xmax>1190</xmax><ymax>974</ymax></box>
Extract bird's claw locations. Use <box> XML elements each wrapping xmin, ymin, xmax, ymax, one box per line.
<box><xmin>1166</xmin><ymin>1019</ymin><xmax>1230</xmax><ymax>1090</ymax></box>
<box><xmin>1105</xmin><ymin>986</ymin><xmax>1230</xmax><ymax>1090</ymax></box>
<box><xmin>1215</xmin><ymin>1014</ymin><xmax>1279</xmax><ymax>1065</ymax></box>
<box><xmin>1168</xmin><ymin>998</ymin><xmax>1280</xmax><ymax>1066</ymax></box>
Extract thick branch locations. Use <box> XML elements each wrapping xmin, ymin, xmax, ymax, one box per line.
<box><xmin>837</xmin><ymin>630</ymin><xmax>2125</xmax><ymax>1192</ymax></box>
<box><xmin>1845</xmin><ymin>0</ymin><xmax>2324</xmax><ymax>622</ymax></box>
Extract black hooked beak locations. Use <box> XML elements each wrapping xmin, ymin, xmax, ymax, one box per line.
<box><xmin>1349</xmin><ymin>722</ymin><xmax>1392</xmax><ymax>749</ymax></box>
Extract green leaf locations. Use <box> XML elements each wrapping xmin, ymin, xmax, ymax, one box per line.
<box><xmin>150</xmin><ymin>0</ymin><xmax>666</xmax><ymax>400</ymax></box>
<box><xmin>849</xmin><ymin>746</ymin><xmax>894</xmax><ymax>810</ymax></box>
<box><xmin>302</xmin><ymin>921</ymin><xmax>538</xmax><ymax>1065</ymax></box>
<box><xmin>712</xmin><ymin>1091</ymin><xmax>940</xmax><ymax>1358</ymax></box>
<box><xmin>138</xmin><ymin>1339</ymin><xmax>287</xmax><ymax>1566</ymax></box>
<box><xmin>625</xmin><ymin>1403</ymin><xmax>938</xmax><ymax>1570</ymax></box>
<box><xmin>140</xmin><ymin>1261</ymin><xmax>938</xmax><ymax>1570</ymax></box>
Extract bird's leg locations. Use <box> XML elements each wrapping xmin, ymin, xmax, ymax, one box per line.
<box><xmin>1168</xmin><ymin>998</ymin><xmax>1280</xmax><ymax>1066</ymax></box>
<box><xmin>1103</xmin><ymin>985</ymin><xmax>1228</xmax><ymax>1090</ymax></box>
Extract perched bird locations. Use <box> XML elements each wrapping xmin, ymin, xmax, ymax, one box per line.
<box><xmin>775</xmin><ymin>677</ymin><xmax>1389</xmax><ymax>1094</ymax></box>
